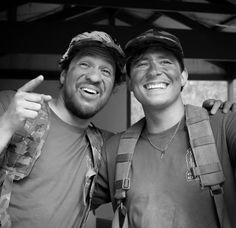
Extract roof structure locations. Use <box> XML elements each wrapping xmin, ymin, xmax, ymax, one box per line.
<box><xmin>1</xmin><ymin>0</ymin><xmax>236</xmax><ymax>81</ymax></box>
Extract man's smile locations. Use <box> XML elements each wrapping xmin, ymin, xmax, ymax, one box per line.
<box><xmin>80</xmin><ymin>87</ymin><xmax>99</xmax><ymax>95</ymax></box>
<box><xmin>76</xmin><ymin>84</ymin><xmax>101</xmax><ymax>99</ymax></box>
<box><xmin>144</xmin><ymin>82</ymin><xmax>169</xmax><ymax>90</ymax></box>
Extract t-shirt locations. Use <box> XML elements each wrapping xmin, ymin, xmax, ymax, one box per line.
<box><xmin>0</xmin><ymin>90</ymin><xmax>99</xmax><ymax>228</ymax></box>
<box><xmin>92</xmin><ymin>109</ymin><xmax>236</xmax><ymax>228</ymax></box>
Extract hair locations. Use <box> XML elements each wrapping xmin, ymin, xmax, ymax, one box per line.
<box><xmin>59</xmin><ymin>44</ymin><xmax>125</xmax><ymax>86</ymax></box>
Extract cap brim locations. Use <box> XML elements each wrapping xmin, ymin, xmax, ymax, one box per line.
<box><xmin>125</xmin><ymin>37</ymin><xmax>183</xmax><ymax>57</ymax></box>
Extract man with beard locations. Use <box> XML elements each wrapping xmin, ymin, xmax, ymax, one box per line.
<box><xmin>0</xmin><ymin>31</ymin><xmax>125</xmax><ymax>228</ymax></box>
<box><xmin>0</xmin><ymin>30</ymin><xmax>233</xmax><ymax>228</ymax></box>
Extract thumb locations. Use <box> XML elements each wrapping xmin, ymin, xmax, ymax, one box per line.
<box><xmin>41</xmin><ymin>94</ymin><xmax>52</xmax><ymax>102</ymax></box>
<box><xmin>18</xmin><ymin>75</ymin><xmax>44</xmax><ymax>92</ymax></box>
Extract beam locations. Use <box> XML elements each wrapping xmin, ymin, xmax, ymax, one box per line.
<box><xmin>163</xmin><ymin>12</ymin><xmax>208</xmax><ymax>30</ymax></box>
<box><xmin>23</xmin><ymin>0</ymin><xmax>236</xmax><ymax>14</ymax></box>
<box><xmin>34</xmin><ymin>5</ymin><xmax>96</xmax><ymax>22</ymax></box>
<box><xmin>1</xmin><ymin>23</ymin><xmax>236</xmax><ymax>61</ymax></box>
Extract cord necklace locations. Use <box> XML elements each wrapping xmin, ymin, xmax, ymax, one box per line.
<box><xmin>144</xmin><ymin>120</ymin><xmax>181</xmax><ymax>159</ymax></box>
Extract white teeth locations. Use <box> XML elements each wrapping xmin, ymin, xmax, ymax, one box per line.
<box><xmin>146</xmin><ymin>83</ymin><xmax>167</xmax><ymax>90</ymax></box>
<box><xmin>81</xmin><ymin>87</ymin><xmax>98</xmax><ymax>94</ymax></box>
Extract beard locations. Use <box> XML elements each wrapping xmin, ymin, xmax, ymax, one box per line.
<box><xmin>63</xmin><ymin>87</ymin><xmax>105</xmax><ymax>119</ymax></box>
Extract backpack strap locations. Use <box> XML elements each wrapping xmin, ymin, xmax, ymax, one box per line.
<box><xmin>0</xmin><ymin>102</ymin><xmax>50</xmax><ymax>228</ymax></box>
<box><xmin>185</xmin><ymin>104</ymin><xmax>225</xmax><ymax>228</ymax></box>
<box><xmin>80</xmin><ymin>125</ymin><xmax>104</xmax><ymax>227</ymax></box>
<box><xmin>113</xmin><ymin>105</ymin><xmax>228</xmax><ymax>228</ymax></box>
<box><xmin>112</xmin><ymin>118</ymin><xmax>145</xmax><ymax>228</ymax></box>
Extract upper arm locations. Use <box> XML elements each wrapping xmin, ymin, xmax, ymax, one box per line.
<box><xmin>225</xmin><ymin>113</ymin><xmax>236</xmax><ymax>168</ymax></box>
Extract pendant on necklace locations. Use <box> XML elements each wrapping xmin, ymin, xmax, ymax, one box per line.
<box><xmin>144</xmin><ymin>119</ymin><xmax>182</xmax><ymax>159</ymax></box>
<box><xmin>160</xmin><ymin>152</ymin><xmax>164</xmax><ymax>159</ymax></box>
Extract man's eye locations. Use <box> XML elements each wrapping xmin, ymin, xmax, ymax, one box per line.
<box><xmin>102</xmin><ymin>69</ymin><xmax>112</xmax><ymax>76</ymax></box>
<box><xmin>79</xmin><ymin>62</ymin><xmax>89</xmax><ymax>68</ymax></box>
<box><xmin>161</xmin><ymin>60</ymin><xmax>172</xmax><ymax>65</ymax></box>
<box><xmin>136</xmin><ymin>61</ymin><xmax>148</xmax><ymax>68</ymax></box>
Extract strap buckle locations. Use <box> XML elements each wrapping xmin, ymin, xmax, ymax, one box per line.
<box><xmin>210</xmin><ymin>185</ymin><xmax>224</xmax><ymax>197</ymax></box>
<box><xmin>122</xmin><ymin>178</ymin><xmax>130</xmax><ymax>190</ymax></box>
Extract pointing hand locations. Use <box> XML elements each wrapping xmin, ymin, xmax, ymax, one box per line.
<box><xmin>3</xmin><ymin>75</ymin><xmax>52</xmax><ymax>133</ymax></box>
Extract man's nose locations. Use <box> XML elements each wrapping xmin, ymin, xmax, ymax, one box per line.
<box><xmin>148</xmin><ymin>62</ymin><xmax>162</xmax><ymax>77</ymax></box>
<box><xmin>86</xmin><ymin>68</ymin><xmax>102</xmax><ymax>82</ymax></box>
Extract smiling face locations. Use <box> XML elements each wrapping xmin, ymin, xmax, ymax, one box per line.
<box><xmin>60</xmin><ymin>50</ymin><xmax>116</xmax><ymax>119</ymax></box>
<box><xmin>129</xmin><ymin>47</ymin><xmax>188</xmax><ymax>111</ymax></box>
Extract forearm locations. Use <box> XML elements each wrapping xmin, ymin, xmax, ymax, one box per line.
<box><xmin>0</xmin><ymin>113</ymin><xmax>15</xmax><ymax>153</ymax></box>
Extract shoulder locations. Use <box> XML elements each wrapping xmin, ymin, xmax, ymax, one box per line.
<box><xmin>102</xmin><ymin>132</ymin><xmax>124</xmax><ymax>161</ymax></box>
<box><xmin>105</xmin><ymin>132</ymin><xmax>123</xmax><ymax>147</ymax></box>
<box><xmin>209</xmin><ymin>110</ymin><xmax>236</xmax><ymax>126</ymax></box>
<box><xmin>209</xmin><ymin>110</ymin><xmax>236</xmax><ymax>135</ymax></box>
<box><xmin>185</xmin><ymin>104</ymin><xmax>236</xmax><ymax>127</ymax></box>
<box><xmin>104</xmin><ymin>118</ymin><xmax>145</xmax><ymax>149</ymax></box>
<box><xmin>89</xmin><ymin>124</ymin><xmax>115</xmax><ymax>142</ymax></box>
<box><xmin>99</xmin><ymin>128</ymin><xmax>115</xmax><ymax>142</ymax></box>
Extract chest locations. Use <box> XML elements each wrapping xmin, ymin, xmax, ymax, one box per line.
<box><xmin>125</xmin><ymin>130</ymin><xmax>217</xmax><ymax>227</ymax></box>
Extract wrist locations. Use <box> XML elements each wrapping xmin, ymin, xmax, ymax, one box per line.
<box><xmin>0</xmin><ymin>113</ymin><xmax>16</xmax><ymax>140</ymax></box>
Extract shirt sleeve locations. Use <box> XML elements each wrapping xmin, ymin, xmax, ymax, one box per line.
<box><xmin>224</xmin><ymin>112</ymin><xmax>236</xmax><ymax>170</ymax></box>
<box><xmin>91</xmin><ymin>144</ymin><xmax>111</xmax><ymax>210</ymax></box>
<box><xmin>91</xmin><ymin>132</ymin><xmax>121</xmax><ymax>211</ymax></box>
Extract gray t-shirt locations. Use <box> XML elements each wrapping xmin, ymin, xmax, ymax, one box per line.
<box><xmin>0</xmin><ymin>91</ymin><xmax>92</xmax><ymax>228</ymax></box>
<box><xmin>93</xmin><ymin>111</ymin><xmax>236</xmax><ymax>228</ymax></box>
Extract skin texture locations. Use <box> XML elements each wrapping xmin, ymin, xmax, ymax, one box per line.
<box><xmin>60</xmin><ymin>54</ymin><xmax>116</xmax><ymax>120</ymax></box>
<box><xmin>0</xmin><ymin>51</ymin><xmax>117</xmax><ymax>153</ymax></box>
<box><xmin>0</xmin><ymin>75</ymin><xmax>52</xmax><ymax>152</ymax></box>
<box><xmin>129</xmin><ymin>47</ymin><xmax>188</xmax><ymax>133</ymax></box>
<box><xmin>129</xmin><ymin>47</ymin><xmax>187</xmax><ymax>110</ymax></box>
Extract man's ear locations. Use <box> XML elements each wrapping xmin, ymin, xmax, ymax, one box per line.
<box><xmin>60</xmin><ymin>70</ymin><xmax>66</xmax><ymax>85</ymax></box>
<box><xmin>180</xmin><ymin>68</ymin><xmax>188</xmax><ymax>87</ymax></box>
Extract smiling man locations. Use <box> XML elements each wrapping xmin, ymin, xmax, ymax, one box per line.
<box><xmin>92</xmin><ymin>29</ymin><xmax>236</xmax><ymax>228</ymax></box>
<box><xmin>0</xmin><ymin>31</ymin><xmax>125</xmax><ymax>228</ymax></box>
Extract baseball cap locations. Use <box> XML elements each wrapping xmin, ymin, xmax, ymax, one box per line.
<box><xmin>125</xmin><ymin>28</ymin><xmax>184</xmax><ymax>74</ymax></box>
<box><xmin>59</xmin><ymin>31</ymin><xmax>126</xmax><ymax>84</ymax></box>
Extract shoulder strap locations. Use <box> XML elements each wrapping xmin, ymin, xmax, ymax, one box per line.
<box><xmin>0</xmin><ymin>101</ymin><xmax>50</xmax><ymax>228</ymax></box>
<box><xmin>79</xmin><ymin>125</ymin><xmax>104</xmax><ymax>227</ymax></box>
<box><xmin>112</xmin><ymin>118</ymin><xmax>145</xmax><ymax>228</ymax></box>
<box><xmin>113</xmin><ymin>105</ymin><xmax>228</xmax><ymax>228</ymax></box>
<box><xmin>185</xmin><ymin>104</ymin><xmax>227</xmax><ymax>228</ymax></box>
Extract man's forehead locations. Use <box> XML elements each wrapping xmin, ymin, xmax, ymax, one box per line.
<box><xmin>72</xmin><ymin>53</ymin><xmax>116</xmax><ymax>68</ymax></box>
<box><xmin>75</xmin><ymin>47</ymin><xmax>115</xmax><ymax>60</ymax></box>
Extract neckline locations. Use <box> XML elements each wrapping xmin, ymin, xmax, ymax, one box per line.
<box><xmin>49</xmin><ymin>105</ymin><xmax>88</xmax><ymax>134</ymax></box>
<box><xmin>143</xmin><ymin>116</ymin><xmax>185</xmax><ymax>137</ymax></box>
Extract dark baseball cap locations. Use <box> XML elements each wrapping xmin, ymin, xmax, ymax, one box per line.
<box><xmin>125</xmin><ymin>28</ymin><xmax>185</xmax><ymax>74</ymax></box>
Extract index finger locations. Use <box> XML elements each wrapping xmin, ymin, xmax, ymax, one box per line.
<box><xmin>209</xmin><ymin>100</ymin><xmax>222</xmax><ymax>115</ymax></box>
<box><xmin>18</xmin><ymin>75</ymin><xmax>44</xmax><ymax>92</ymax></box>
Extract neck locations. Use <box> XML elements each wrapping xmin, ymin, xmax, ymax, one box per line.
<box><xmin>49</xmin><ymin>95</ymin><xmax>90</xmax><ymax>129</ymax></box>
<box><xmin>143</xmin><ymin>98</ymin><xmax>185</xmax><ymax>134</ymax></box>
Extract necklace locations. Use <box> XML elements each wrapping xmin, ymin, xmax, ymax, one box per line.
<box><xmin>144</xmin><ymin>120</ymin><xmax>182</xmax><ymax>159</ymax></box>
